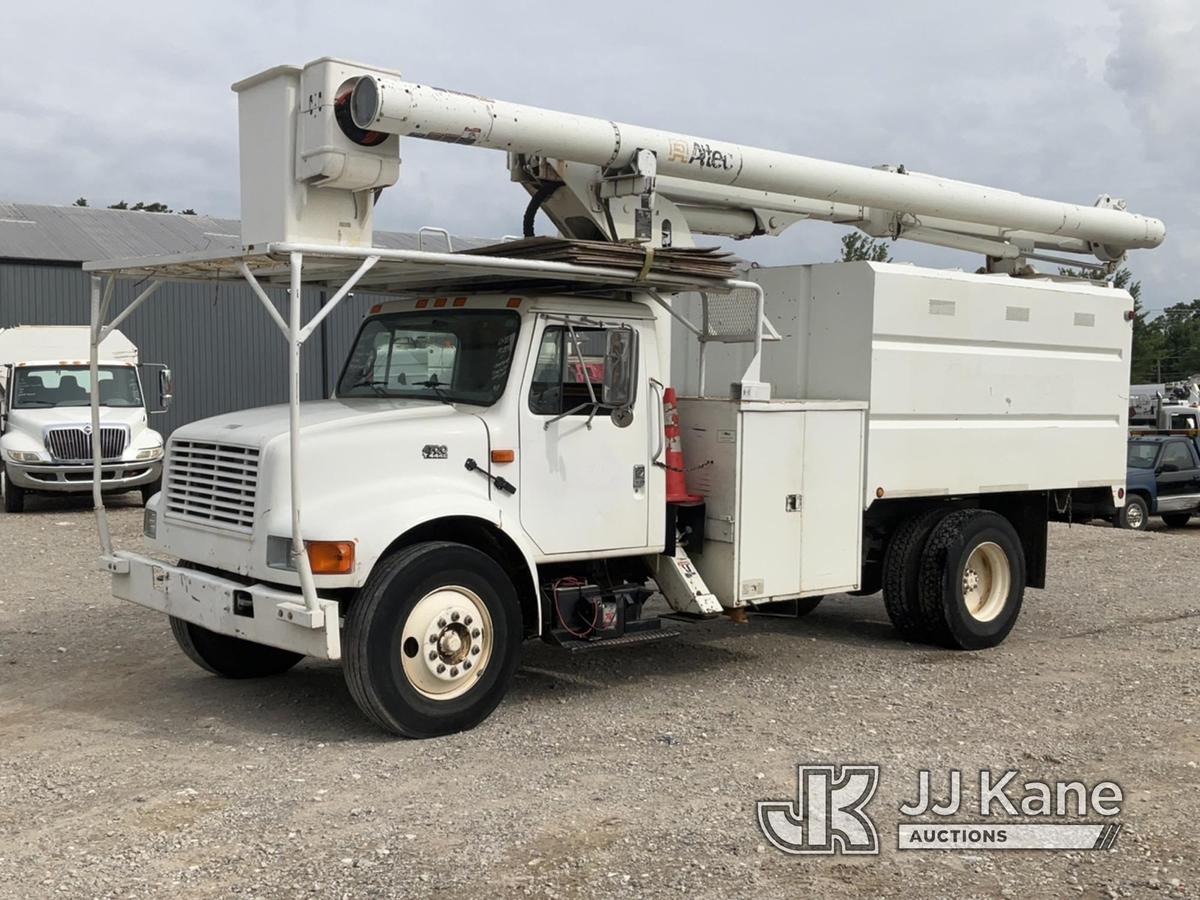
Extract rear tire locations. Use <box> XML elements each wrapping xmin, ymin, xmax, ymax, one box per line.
<box><xmin>1119</xmin><ymin>495</ymin><xmax>1149</xmax><ymax>530</ymax></box>
<box><xmin>2</xmin><ymin>469</ymin><xmax>25</xmax><ymax>513</ymax></box>
<box><xmin>343</xmin><ymin>541</ymin><xmax>523</xmax><ymax>738</ymax></box>
<box><xmin>917</xmin><ymin>510</ymin><xmax>1025</xmax><ymax>650</ymax></box>
<box><xmin>882</xmin><ymin>508</ymin><xmax>952</xmax><ymax>641</ymax></box>
<box><xmin>1161</xmin><ymin>512</ymin><xmax>1191</xmax><ymax>528</ymax></box>
<box><xmin>169</xmin><ymin>616</ymin><xmax>304</xmax><ymax>678</ymax></box>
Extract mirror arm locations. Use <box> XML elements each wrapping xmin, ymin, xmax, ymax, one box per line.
<box><xmin>544</xmin><ymin>401</ymin><xmax>598</xmax><ymax>430</ymax></box>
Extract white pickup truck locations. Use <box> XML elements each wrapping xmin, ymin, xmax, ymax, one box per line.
<box><xmin>0</xmin><ymin>326</ymin><xmax>170</xmax><ymax>512</ymax></box>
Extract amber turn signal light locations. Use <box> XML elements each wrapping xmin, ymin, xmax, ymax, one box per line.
<box><xmin>491</xmin><ymin>449</ymin><xmax>515</xmax><ymax>464</ymax></box>
<box><xmin>307</xmin><ymin>541</ymin><xmax>355</xmax><ymax>575</ymax></box>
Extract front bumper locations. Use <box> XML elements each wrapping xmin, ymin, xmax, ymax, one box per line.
<box><xmin>105</xmin><ymin>551</ymin><xmax>341</xmax><ymax>659</ymax></box>
<box><xmin>8</xmin><ymin>460</ymin><xmax>161</xmax><ymax>493</ymax></box>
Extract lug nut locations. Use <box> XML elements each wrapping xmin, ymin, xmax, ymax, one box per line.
<box><xmin>429</xmin><ymin>634</ymin><xmax>438</xmax><ymax>643</ymax></box>
<box><xmin>451</xmin><ymin>611</ymin><xmax>460</xmax><ymax>622</ymax></box>
<box><xmin>449</xmin><ymin>667</ymin><xmax>459</xmax><ymax>677</ymax></box>
<box><xmin>428</xmin><ymin>650</ymin><xmax>437</xmax><ymax>661</ymax></box>
<box><xmin>471</xmin><ymin>628</ymin><xmax>481</xmax><ymax>638</ymax></box>
<box><xmin>464</xmin><ymin>615</ymin><xmax>472</xmax><ymax>626</ymax></box>
<box><xmin>437</xmin><ymin>618</ymin><xmax>447</xmax><ymax>628</ymax></box>
<box><xmin>436</xmin><ymin>664</ymin><xmax>446</xmax><ymax>674</ymax></box>
<box><xmin>463</xmin><ymin>660</ymin><xmax>472</xmax><ymax>670</ymax></box>
<box><xmin>471</xmin><ymin>645</ymin><xmax>480</xmax><ymax>655</ymax></box>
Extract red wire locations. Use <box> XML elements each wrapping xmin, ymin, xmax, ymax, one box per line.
<box><xmin>552</xmin><ymin>576</ymin><xmax>598</xmax><ymax>639</ymax></box>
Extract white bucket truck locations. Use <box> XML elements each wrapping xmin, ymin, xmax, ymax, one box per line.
<box><xmin>0</xmin><ymin>326</ymin><xmax>170</xmax><ymax>512</ymax></box>
<box><xmin>83</xmin><ymin>59</ymin><xmax>1163</xmax><ymax>737</ymax></box>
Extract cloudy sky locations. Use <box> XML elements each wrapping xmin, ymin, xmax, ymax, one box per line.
<box><xmin>1</xmin><ymin>0</ymin><xmax>1195</xmax><ymax>309</ymax></box>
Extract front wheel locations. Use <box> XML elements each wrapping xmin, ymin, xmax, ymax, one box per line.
<box><xmin>917</xmin><ymin>510</ymin><xmax>1026</xmax><ymax>650</ymax></box>
<box><xmin>343</xmin><ymin>541</ymin><xmax>523</xmax><ymax>738</ymax></box>
<box><xmin>141</xmin><ymin>477</ymin><xmax>162</xmax><ymax>506</ymax></box>
<box><xmin>170</xmin><ymin>616</ymin><xmax>304</xmax><ymax>678</ymax></box>
<box><xmin>1119</xmin><ymin>495</ymin><xmax>1149</xmax><ymax>530</ymax></box>
<box><xmin>3</xmin><ymin>469</ymin><xmax>25</xmax><ymax>513</ymax></box>
<box><xmin>1161</xmin><ymin>512</ymin><xmax>1192</xmax><ymax>528</ymax></box>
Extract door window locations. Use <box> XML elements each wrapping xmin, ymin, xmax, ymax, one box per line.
<box><xmin>1159</xmin><ymin>442</ymin><xmax>1193</xmax><ymax>472</ymax></box>
<box><xmin>528</xmin><ymin>326</ymin><xmax>610</xmax><ymax>416</ymax></box>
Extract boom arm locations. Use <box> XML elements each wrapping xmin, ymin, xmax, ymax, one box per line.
<box><xmin>349</xmin><ymin>73</ymin><xmax>1165</xmax><ymax>264</ymax></box>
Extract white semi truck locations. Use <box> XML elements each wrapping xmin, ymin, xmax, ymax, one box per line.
<box><xmin>83</xmin><ymin>59</ymin><xmax>1163</xmax><ymax>737</ymax></box>
<box><xmin>0</xmin><ymin>326</ymin><xmax>170</xmax><ymax>512</ymax></box>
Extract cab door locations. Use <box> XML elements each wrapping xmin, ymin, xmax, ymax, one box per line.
<box><xmin>518</xmin><ymin>316</ymin><xmax>650</xmax><ymax>555</ymax></box>
<box><xmin>1154</xmin><ymin>440</ymin><xmax>1200</xmax><ymax>511</ymax></box>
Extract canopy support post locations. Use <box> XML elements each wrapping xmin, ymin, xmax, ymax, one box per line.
<box><xmin>286</xmin><ymin>252</ymin><xmax>320</xmax><ymax>614</ymax></box>
<box><xmin>90</xmin><ymin>275</ymin><xmax>114</xmax><ymax>558</ymax></box>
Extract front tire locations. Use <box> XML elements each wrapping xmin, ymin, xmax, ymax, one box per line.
<box><xmin>3</xmin><ymin>469</ymin><xmax>25</xmax><ymax>513</ymax></box>
<box><xmin>917</xmin><ymin>510</ymin><xmax>1025</xmax><ymax>650</ymax></box>
<box><xmin>1119</xmin><ymin>495</ymin><xmax>1149</xmax><ymax>530</ymax></box>
<box><xmin>141</xmin><ymin>477</ymin><xmax>161</xmax><ymax>506</ymax></box>
<box><xmin>169</xmin><ymin>616</ymin><xmax>304</xmax><ymax>678</ymax></box>
<box><xmin>343</xmin><ymin>541</ymin><xmax>523</xmax><ymax>738</ymax></box>
<box><xmin>1161</xmin><ymin>512</ymin><xmax>1191</xmax><ymax>528</ymax></box>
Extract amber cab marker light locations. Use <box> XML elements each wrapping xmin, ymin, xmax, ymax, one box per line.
<box><xmin>452</xmin><ymin>297</ymin><xmax>467</xmax><ymax>307</ymax></box>
<box><xmin>491</xmin><ymin>449</ymin><xmax>516</xmax><ymax>464</ymax></box>
<box><xmin>306</xmin><ymin>541</ymin><xmax>355</xmax><ymax>575</ymax></box>
<box><xmin>506</xmin><ymin>297</ymin><xmax>522</xmax><ymax>308</ymax></box>
<box><xmin>434</xmin><ymin>296</ymin><xmax>448</xmax><ymax>308</ymax></box>
<box><xmin>415</xmin><ymin>298</ymin><xmax>429</xmax><ymax>309</ymax></box>
<box><xmin>369</xmin><ymin>304</ymin><xmax>382</xmax><ymax>314</ymax></box>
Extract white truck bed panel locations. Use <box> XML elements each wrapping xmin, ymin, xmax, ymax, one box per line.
<box><xmin>707</xmin><ymin>261</ymin><xmax>1135</xmax><ymax>507</ymax></box>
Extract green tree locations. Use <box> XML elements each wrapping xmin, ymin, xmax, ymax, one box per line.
<box><xmin>1152</xmin><ymin>300</ymin><xmax>1200</xmax><ymax>382</ymax></box>
<box><xmin>839</xmin><ymin>233</ymin><xmax>893</xmax><ymax>263</ymax></box>
<box><xmin>72</xmin><ymin>197</ymin><xmax>88</xmax><ymax>207</ymax></box>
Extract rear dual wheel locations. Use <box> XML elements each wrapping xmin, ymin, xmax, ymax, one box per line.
<box><xmin>883</xmin><ymin>508</ymin><xmax>1025</xmax><ymax>650</ymax></box>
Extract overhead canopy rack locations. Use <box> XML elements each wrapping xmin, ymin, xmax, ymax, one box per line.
<box><xmin>82</xmin><ymin>239</ymin><xmax>742</xmax><ymax>297</ymax></box>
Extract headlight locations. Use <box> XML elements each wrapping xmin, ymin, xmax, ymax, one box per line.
<box><xmin>5</xmin><ymin>450</ymin><xmax>42</xmax><ymax>463</ymax></box>
<box><xmin>135</xmin><ymin>446</ymin><xmax>164</xmax><ymax>461</ymax></box>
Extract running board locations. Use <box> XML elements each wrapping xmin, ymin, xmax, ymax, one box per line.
<box><xmin>555</xmin><ymin>628</ymin><xmax>681</xmax><ymax>652</ymax></box>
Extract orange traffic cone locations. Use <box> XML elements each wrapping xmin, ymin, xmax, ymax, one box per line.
<box><xmin>662</xmin><ymin>387</ymin><xmax>704</xmax><ymax>505</ymax></box>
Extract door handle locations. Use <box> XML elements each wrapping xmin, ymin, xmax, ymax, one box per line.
<box><xmin>649</xmin><ymin>379</ymin><xmax>665</xmax><ymax>465</ymax></box>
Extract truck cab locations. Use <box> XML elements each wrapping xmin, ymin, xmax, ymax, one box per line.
<box><xmin>0</xmin><ymin>327</ymin><xmax>170</xmax><ymax>513</ymax></box>
<box><xmin>1122</xmin><ymin>434</ymin><xmax>1200</xmax><ymax>529</ymax></box>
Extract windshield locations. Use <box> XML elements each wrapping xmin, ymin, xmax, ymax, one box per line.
<box><xmin>337</xmin><ymin>310</ymin><xmax>521</xmax><ymax>405</ymax></box>
<box><xmin>11</xmin><ymin>365</ymin><xmax>143</xmax><ymax>409</ymax></box>
<box><xmin>1128</xmin><ymin>442</ymin><xmax>1159</xmax><ymax>469</ymax></box>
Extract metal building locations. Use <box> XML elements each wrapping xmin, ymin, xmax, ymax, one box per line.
<box><xmin>0</xmin><ymin>202</ymin><xmax>482</xmax><ymax>436</ymax></box>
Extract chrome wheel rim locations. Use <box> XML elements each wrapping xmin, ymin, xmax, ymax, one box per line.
<box><xmin>961</xmin><ymin>541</ymin><xmax>1010</xmax><ymax>623</ymax></box>
<box><xmin>400</xmin><ymin>586</ymin><xmax>493</xmax><ymax>700</ymax></box>
<box><xmin>1126</xmin><ymin>504</ymin><xmax>1145</xmax><ymax>529</ymax></box>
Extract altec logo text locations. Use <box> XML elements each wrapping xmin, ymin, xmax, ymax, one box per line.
<box><xmin>757</xmin><ymin>765</ymin><xmax>1124</xmax><ymax>855</ymax></box>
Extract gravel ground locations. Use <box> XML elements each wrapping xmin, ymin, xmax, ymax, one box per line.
<box><xmin>0</xmin><ymin>496</ymin><xmax>1197</xmax><ymax>899</ymax></box>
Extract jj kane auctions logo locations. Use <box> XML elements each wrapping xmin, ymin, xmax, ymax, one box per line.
<box><xmin>758</xmin><ymin>765</ymin><xmax>1123</xmax><ymax>854</ymax></box>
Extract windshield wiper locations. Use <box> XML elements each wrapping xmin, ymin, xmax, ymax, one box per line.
<box><xmin>414</xmin><ymin>378</ymin><xmax>456</xmax><ymax>406</ymax></box>
<box><xmin>349</xmin><ymin>378</ymin><xmax>390</xmax><ymax>397</ymax></box>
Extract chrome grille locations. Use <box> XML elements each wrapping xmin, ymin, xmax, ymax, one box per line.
<box><xmin>165</xmin><ymin>440</ymin><xmax>260</xmax><ymax>532</ymax></box>
<box><xmin>45</xmin><ymin>426</ymin><xmax>128</xmax><ymax>462</ymax></box>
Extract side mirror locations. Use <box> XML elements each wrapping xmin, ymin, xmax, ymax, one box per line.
<box><xmin>601</xmin><ymin>326</ymin><xmax>638</xmax><ymax>409</ymax></box>
<box><xmin>158</xmin><ymin>367</ymin><xmax>174</xmax><ymax>413</ymax></box>
<box><xmin>142</xmin><ymin>363</ymin><xmax>173</xmax><ymax>414</ymax></box>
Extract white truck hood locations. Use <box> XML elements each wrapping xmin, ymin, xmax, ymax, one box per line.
<box><xmin>170</xmin><ymin>398</ymin><xmax>467</xmax><ymax>448</ymax></box>
<box><xmin>7</xmin><ymin>405</ymin><xmax>148</xmax><ymax>429</ymax></box>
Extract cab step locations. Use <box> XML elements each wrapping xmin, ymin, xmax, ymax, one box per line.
<box><xmin>555</xmin><ymin>627</ymin><xmax>681</xmax><ymax>652</ymax></box>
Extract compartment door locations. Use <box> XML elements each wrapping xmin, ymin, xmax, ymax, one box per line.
<box><xmin>799</xmin><ymin>410</ymin><xmax>865</xmax><ymax>593</ymax></box>
<box><xmin>737</xmin><ymin>411</ymin><xmax>805</xmax><ymax>601</ymax></box>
